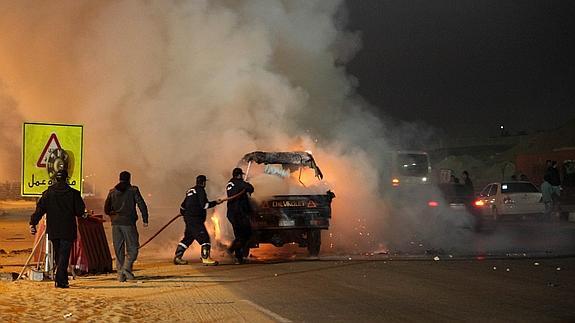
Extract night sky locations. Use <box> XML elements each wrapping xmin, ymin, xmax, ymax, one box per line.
<box><xmin>345</xmin><ymin>0</ymin><xmax>575</xmax><ymax>137</ymax></box>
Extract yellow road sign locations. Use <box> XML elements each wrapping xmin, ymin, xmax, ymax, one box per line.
<box><xmin>22</xmin><ymin>123</ymin><xmax>83</xmax><ymax>196</ymax></box>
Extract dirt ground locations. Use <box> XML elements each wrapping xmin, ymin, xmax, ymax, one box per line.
<box><xmin>0</xmin><ymin>202</ymin><xmax>274</xmax><ymax>323</ymax></box>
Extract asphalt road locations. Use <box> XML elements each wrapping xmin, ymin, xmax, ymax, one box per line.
<box><xmin>203</xmin><ymin>257</ymin><xmax>575</xmax><ymax>322</ymax></box>
<box><xmin>200</xmin><ymin>219</ymin><xmax>575</xmax><ymax>322</ymax></box>
<box><xmin>382</xmin><ymin>218</ymin><xmax>575</xmax><ymax>258</ymax></box>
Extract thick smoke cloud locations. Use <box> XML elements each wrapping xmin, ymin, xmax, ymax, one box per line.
<box><xmin>0</xmin><ymin>84</ymin><xmax>23</xmax><ymax>178</ymax></box>
<box><xmin>0</xmin><ymin>0</ymin><xmax>414</xmax><ymax>254</ymax></box>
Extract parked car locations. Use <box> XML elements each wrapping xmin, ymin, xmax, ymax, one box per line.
<box><xmin>473</xmin><ymin>181</ymin><xmax>544</xmax><ymax>220</ymax></box>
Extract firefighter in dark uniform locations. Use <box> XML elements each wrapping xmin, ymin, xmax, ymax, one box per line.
<box><xmin>174</xmin><ymin>175</ymin><xmax>222</xmax><ymax>266</ymax></box>
<box><xmin>226</xmin><ymin>167</ymin><xmax>255</xmax><ymax>264</ymax></box>
<box><xmin>29</xmin><ymin>170</ymin><xmax>87</xmax><ymax>288</ymax></box>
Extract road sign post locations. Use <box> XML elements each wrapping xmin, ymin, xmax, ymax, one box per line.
<box><xmin>21</xmin><ymin>122</ymin><xmax>83</xmax><ymax>196</ymax></box>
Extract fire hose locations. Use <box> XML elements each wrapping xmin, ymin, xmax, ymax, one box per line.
<box><xmin>138</xmin><ymin>189</ymin><xmax>247</xmax><ymax>249</ymax></box>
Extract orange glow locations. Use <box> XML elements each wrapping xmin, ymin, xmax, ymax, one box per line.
<box><xmin>427</xmin><ymin>201</ymin><xmax>439</xmax><ymax>207</ymax></box>
<box><xmin>392</xmin><ymin>178</ymin><xmax>400</xmax><ymax>187</ymax></box>
<box><xmin>473</xmin><ymin>200</ymin><xmax>485</xmax><ymax>207</ymax></box>
<box><xmin>289</xmin><ymin>166</ymin><xmax>319</xmax><ymax>187</ymax></box>
<box><xmin>211</xmin><ymin>213</ymin><xmax>221</xmax><ymax>241</ymax></box>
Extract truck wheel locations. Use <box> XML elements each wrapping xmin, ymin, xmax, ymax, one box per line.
<box><xmin>307</xmin><ymin>230</ymin><xmax>321</xmax><ymax>257</ymax></box>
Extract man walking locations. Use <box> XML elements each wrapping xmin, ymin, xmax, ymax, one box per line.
<box><xmin>541</xmin><ymin>174</ymin><xmax>560</xmax><ymax>221</ymax></box>
<box><xmin>545</xmin><ymin>161</ymin><xmax>562</xmax><ymax>216</ymax></box>
<box><xmin>545</xmin><ymin>160</ymin><xmax>561</xmax><ymax>187</ymax></box>
<box><xmin>173</xmin><ymin>175</ymin><xmax>222</xmax><ymax>266</ymax></box>
<box><xmin>104</xmin><ymin>171</ymin><xmax>149</xmax><ymax>282</ymax></box>
<box><xmin>226</xmin><ymin>167</ymin><xmax>254</xmax><ymax>264</ymax></box>
<box><xmin>461</xmin><ymin>170</ymin><xmax>474</xmax><ymax>200</ymax></box>
<box><xmin>29</xmin><ymin>170</ymin><xmax>87</xmax><ymax>288</ymax></box>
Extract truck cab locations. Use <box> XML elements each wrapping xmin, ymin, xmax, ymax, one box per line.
<box><xmin>382</xmin><ymin>150</ymin><xmax>431</xmax><ymax>190</ymax></box>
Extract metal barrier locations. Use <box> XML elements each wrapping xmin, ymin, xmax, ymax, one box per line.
<box><xmin>76</xmin><ymin>215</ymin><xmax>113</xmax><ymax>274</ymax></box>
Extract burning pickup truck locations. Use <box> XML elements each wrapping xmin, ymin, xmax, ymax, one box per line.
<box><xmin>237</xmin><ymin>151</ymin><xmax>335</xmax><ymax>256</ymax></box>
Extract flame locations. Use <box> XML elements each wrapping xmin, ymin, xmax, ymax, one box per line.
<box><xmin>211</xmin><ymin>212</ymin><xmax>221</xmax><ymax>241</ymax></box>
<box><xmin>289</xmin><ymin>167</ymin><xmax>319</xmax><ymax>187</ymax></box>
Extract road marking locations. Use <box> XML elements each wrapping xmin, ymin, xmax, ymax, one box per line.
<box><xmin>240</xmin><ymin>299</ymin><xmax>292</xmax><ymax>323</ymax></box>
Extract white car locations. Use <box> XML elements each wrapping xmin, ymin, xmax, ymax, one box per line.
<box><xmin>474</xmin><ymin>181</ymin><xmax>544</xmax><ymax>220</ymax></box>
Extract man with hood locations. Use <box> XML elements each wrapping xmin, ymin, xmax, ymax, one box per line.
<box><xmin>104</xmin><ymin>171</ymin><xmax>149</xmax><ymax>282</ymax></box>
<box><xmin>29</xmin><ymin>170</ymin><xmax>87</xmax><ymax>288</ymax></box>
<box><xmin>173</xmin><ymin>175</ymin><xmax>222</xmax><ymax>266</ymax></box>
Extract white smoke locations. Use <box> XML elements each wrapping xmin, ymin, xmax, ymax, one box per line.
<box><xmin>0</xmin><ymin>0</ymin><xmax>397</xmax><ymax>254</ymax></box>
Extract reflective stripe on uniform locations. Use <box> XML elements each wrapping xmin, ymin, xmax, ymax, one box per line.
<box><xmin>179</xmin><ymin>242</ymin><xmax>188</xmax><ymax>249</ymax></box>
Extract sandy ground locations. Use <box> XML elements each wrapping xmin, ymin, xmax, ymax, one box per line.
<box><xmin>0</xmin><ymin>203</ymin><xmax>275</xmax><ymax>323</ymax></box>
<box><xmin>0</xmin><ymin>265</ymin><xmax>276</xmax><ymax>322</ymax></box>
<box><xmin>0</xmin><ymin>201</ymin><xmax>36</xmax><ymax>265</ymax></box>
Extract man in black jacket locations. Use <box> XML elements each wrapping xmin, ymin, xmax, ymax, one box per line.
<box><xmin>226</xmin><ymin>167</ymin><xmax>254</xmax><ymax>264</ymax></box>
<box><xmin>461</xmin><ymin>170</ymin><xmax>474</xmax><ymax>200</ymax></box>
<box><xmin>29</xmin><ymin>170</ymin><xmax>86</xmax><ymax>288</ymax></box>
<box><xmin>173</xmin><ymin>175</ymin><xmax>222</xmax><ymax>266</ymax></box>
<box><xmin>546</xmin><ymin>160</ymin><xmax>561</xmax><ymax>187</ymax></box>
<box><xmin>104</xmin><ymin>171</ymin><xmax>149</xmax><ymax>282</ymax></box>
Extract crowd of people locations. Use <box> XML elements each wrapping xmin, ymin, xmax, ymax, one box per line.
<box><xmin>28</xmin><ymin>167</ymin><xmax>255</xmax><ymax>287</ymax></box>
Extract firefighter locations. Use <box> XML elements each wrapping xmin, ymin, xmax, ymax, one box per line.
<box><xmin>226</xmin><ymin>167</ymin><xmax>254</xmax><ymax>264</ymax></box>
<box><xmin>174</xmin><ymin>175</ymin><xmax>222</xmax><ymax>266</ymax></box>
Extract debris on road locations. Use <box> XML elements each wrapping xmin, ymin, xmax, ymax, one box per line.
<box><xmin>426</xmin><ymin>248</ymin><xmax>445</xmax><ymax>255</ymax></box>
<box><xmin>0</xmin><ymin>272</ymin><xmax>17</xmax><ymax>281</ymax></box>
